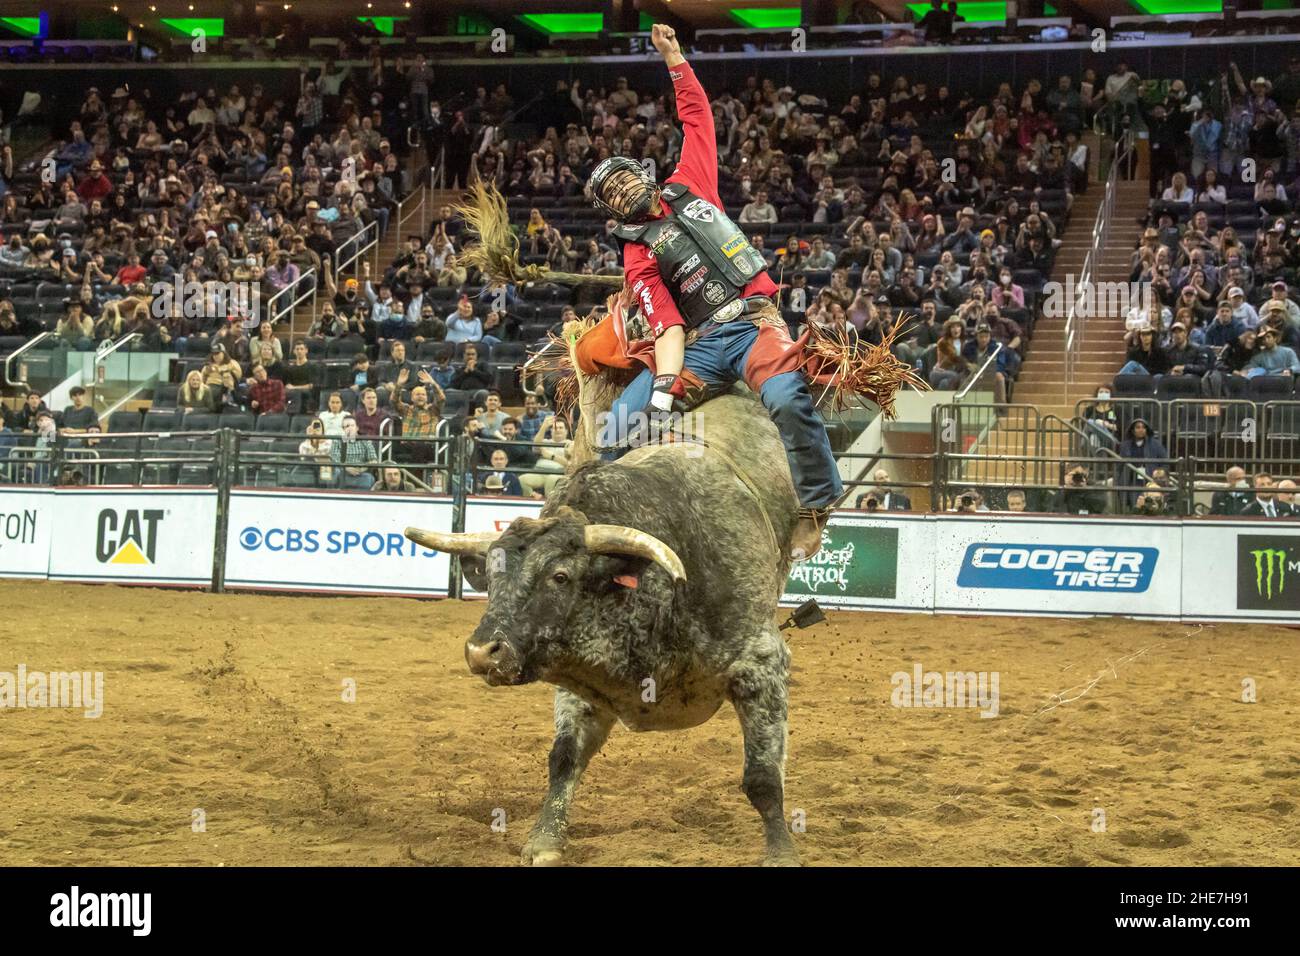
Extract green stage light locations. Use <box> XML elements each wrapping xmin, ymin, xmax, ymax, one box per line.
<box><xmin>0</xmin><ymin>16</ymin><xmax>45</xmax><ymax>38</ymax></box>
<box><xmin>357</xmin><ymin>16</ymin><xmax>409</xmax><ymax>37</ymax></box>
<box><xmin>160</xmin><ymin>18</ymin><xmax>226</xmax><ymax>38</ymax></box>
<box><xmin>517</xmin><ymin>13</ymin><xmax>604</xmax><ymax>34</ymax></box>
<box><xmin>1129</xmin><ymin>0</ymin><xmax>1222</xmax><ymax>12</ymax></box>
<box><xmin>729</xmin><ymin>8</ymin><xmax>802</xmax><ymax>29</ymax></box>
<box><xmin>906</xmin><ymin>2</ymin><xmax>1010</xmax><ymax>22</ymax></box>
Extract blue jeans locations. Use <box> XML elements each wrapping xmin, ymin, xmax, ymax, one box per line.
<box><xmin>597</xmin><ymin>320</ymin><xmax>843</xmax><ymax>509</ymax></box>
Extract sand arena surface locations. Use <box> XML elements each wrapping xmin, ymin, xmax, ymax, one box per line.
<box><xmin>1</xmin><ymin>580</ymin><xmax>1297</xmax><ymax>866</ymax></box>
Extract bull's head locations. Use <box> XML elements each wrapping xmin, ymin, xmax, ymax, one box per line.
<box><xmin>405</xmin><ymin>509</ymin><xmax>685</xmax><ymax>686</ymax></box>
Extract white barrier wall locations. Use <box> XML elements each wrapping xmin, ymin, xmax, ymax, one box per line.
<box><xmin>223</xmin><ymin>489</ymin><xmax>455</xmax><ymax>597</ymax></box>
<box><xmin>3</xmin><ymin>490</ymin><xmax>1295</xmax><ymax>625</ymax></box>
<box><xmin>781</xmin><ymin>513</ymin><xmax>934</xmax><ymax>612</ymax></box>
<box><xmin>0</xmin><ymin>488</ymin><xmax>53</xmax><ymax>579</ymax></box>
<box><xmin>46</xmin><ymin>488</ymin><xmax>217</xmax><ymax>586</ymax></box>
<box><xmin>931</xmin><ymin>515</ymin><xmax>1184</xmax><ymax>620</ymax></box>
<box><xmin>461</xmin><ymin>496</ymin><xmax>545</xmax><ymax>598</ymax></box>
<box><xmin>1181</xmin><ymin>521</ymin><xmax>1300</xmax><ymax>625</ymax></box>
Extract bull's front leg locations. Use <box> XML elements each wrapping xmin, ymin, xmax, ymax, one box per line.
<box><xmin>728</xmin><ymin>627</ymin><xmax>799</xmax><ymax>866</ymax></box>
<box><xmin>522</xmin><ymin>688</ymin><xmax>616</xmax><ymax>867</ymax></box>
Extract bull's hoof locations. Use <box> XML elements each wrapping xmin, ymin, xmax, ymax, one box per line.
<box><xmin>763</xmin><ymin>849</ymin><xmax>801</xmax><ymax>867</ymax></box>
<box><xmin>522</xmin><ymin>834</ymin><xmax>566</xmax><ymax>867</ymax></box>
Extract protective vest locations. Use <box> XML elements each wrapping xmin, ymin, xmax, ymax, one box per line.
<box><xmin>614</xmin><ymin>183</ymin><xmax>768</xmax><ymax>328</ymax></box>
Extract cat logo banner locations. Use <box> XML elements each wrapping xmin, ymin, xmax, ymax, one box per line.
<box><xmin>96</xmin><ymin>509</ymin><xmax>164</xmax><ymax>565</ymax></box>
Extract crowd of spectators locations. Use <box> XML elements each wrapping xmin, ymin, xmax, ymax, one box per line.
<box><xmin>1107</xmin><ymin>57</ymin><xmax>1300</xmax><ymax>403</ymax></box>
<box><xmin>2</xmin><ymin>37</ymin><xmax>1297</xmax><ymax>509</ymax></box>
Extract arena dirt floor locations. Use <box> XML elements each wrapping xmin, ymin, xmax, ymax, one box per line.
<box><xmin>2</xmin><ymin>580</ymin><xmax>1298</xmax><ymax>867</ymax></box>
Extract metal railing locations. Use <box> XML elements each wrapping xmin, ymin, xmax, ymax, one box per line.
<box><xmin>956</xmin><ymin>341</ymin><xmax>1004</xmax><ymax>403</ymax></box>
<box><xmin>266</xmin><ymin>267</ymin><xmax>318</xmax><ymax>330</ymax></box>
<box><xmin>1062</xmin><ymin>128</ymin><xmax>1134</xmax><ymax>402</ymax></box>
<box><xmin>4</xmin><ymin>426</ymin><xmax>1297</xmax><ymax>526</ymax></box>
<box><xmin>333</xmin><ymin>220</ymin><xmax>379</xmax><ymax>289</ymax></box>
<box><xmin>3</xmin><ymin>330</ymin><xmax>52</xmax><ymax>388</ymax></box>
<box><xmin>395</xmin><ymin>186</ymin><xmax>426</xmax><ymax>251</ymax></box>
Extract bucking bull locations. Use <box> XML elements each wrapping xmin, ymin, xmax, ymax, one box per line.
<box><xmin>404</xmin><ymin>165</ymin><xmax>917</xmax><ymax>864</ymax></box>
<box><xmin>406</xmin><ymin>385</ymin><xmax>805</xmax><ymax>866</ymax></box>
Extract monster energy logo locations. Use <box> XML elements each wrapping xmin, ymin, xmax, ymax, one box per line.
<box><xmin>1237</xmin><ymin>536</ymin><xmax>1300</xmax><ymax>611</ymax></box>
<box><xmin>1250</xmin><ymin>548</ymin><xmax>1288</xmax><ymax>599</ymax></box>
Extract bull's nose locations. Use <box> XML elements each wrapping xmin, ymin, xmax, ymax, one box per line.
<box><xmin>465</xmin><ymin>639</ymin><xmax>512</xmax><ymax>676</ymax></box>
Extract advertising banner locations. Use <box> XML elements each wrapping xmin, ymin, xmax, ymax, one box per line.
<box><xmin>461</xmin><ymin>496</ymin><xmax>546</xmax><ymax>597</ymax></box>
<box><xmin>781</xmin><ymin>513</ymin><xmax>933</xmax><ymax>612</ymax></box>
<box><xmin>1181</xmin><ymin>521</ymin><xmax>1300</xmax><ymax>623</ymax></box>
<box><xmin>224</xmin><ymin>490</ymin><xmax>455</xmax><ymax>597</ymax></box>
<box><xmin>931</xmin><ymin>515</ymin><xmax>1183</xmax><ymax>618</ymax></box>
<box><xmin>47</xmin><ymin>488</ymin><xmax>217</xmax><ymax>586</ymax></box>
<box><xmin>0</xmin><ymin>488</ymin><xmax>52</xmax><ymax>579</ymax></box>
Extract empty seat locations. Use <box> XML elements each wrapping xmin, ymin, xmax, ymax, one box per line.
<box><xmin>219</xmin><ymin>410</ymin><xmax>254</xmax><ymax>432</ymax></box>
<box><xmin>255</xmin><ymin>413</ymin><xmax>289</xmax><ymax>434</ymax></box>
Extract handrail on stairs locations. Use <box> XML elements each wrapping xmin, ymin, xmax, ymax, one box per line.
<box><xmin>3</xmin><ymin>330</ymin><xmax>53</xmax><ymax>388</ymax></box>
<box><xmin>1061</xmin><ymin>127</ymin><xmax>1133</xmax><ymax>404</ymax></box>
<box><xmin>956</xmin><ymin>341</ymin><xmax>1003</xmax><ymax>403</ymax></box>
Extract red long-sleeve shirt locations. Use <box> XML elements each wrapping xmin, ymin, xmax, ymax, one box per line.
<box><xmin>626</xmin><ymin>61</ymin><xmax>778</xmax><ymax>338</ymax></box>
<box><xmin>249</xmin><ymin>377</ymin><xmax>286</xmax><ymax>415</ymax></box>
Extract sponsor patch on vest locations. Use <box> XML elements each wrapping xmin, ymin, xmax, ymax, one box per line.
<box><xmin>680</xmin><ymin>266</ymin><xmax>708</xmax><ymax>295</ymax></box>
<box><xmin>681</xmin><ymin>198</ymin><xmax>716</xmax><ymax>223</ymax></box>
<box><xmin>671</xmin><ymin>253</ymin><xmax>701</xmax><ymax>282</ymax></box>
<box><xmin>703</xmin><ymin>280</ymin><xmax>727</xmax><ymax>305</ymax></box>
<box><xmin>721</xmin><ymin>234</ymin><xmax>747</xmax><ymax>258</ymax></box>
<box><xmin>649</xmin><ymin>225</ymin><xmax>682</xmax><ymax>255</ymax></box>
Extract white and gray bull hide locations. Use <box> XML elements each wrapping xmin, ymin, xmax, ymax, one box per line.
<box><xmin>406</xmin><ymin>391</ymin><xmax>803</xmax><ymax>865</ymax></box>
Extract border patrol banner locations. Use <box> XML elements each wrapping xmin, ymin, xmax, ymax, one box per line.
<box><xmin>781</xmin><ymin>513</ymin><xmax>932</xmax><ymax>612</ymax></box>
<box><xmin>47</xmin><ymin>488</ymin><xmax>217</xmax><ymax>586</ymax></box>
<box><xmin>461</xmin><ymin>496</ymin><xmax>545</xmax><ymax>597</ymax></box>
<box><xmin>1181</xmin><ymin>520</ymin><xmax>1300</xmax><ymax>624</ymax></box>
<box><xmin>0</xmin><ymin>488</ymin><xmax>52</xmax><ymax>580</ymax></box>
<box><xmin>224</xmin><ymin>489</ymin><xmax>455</xmax><ymax>597</ymax></box>
<box><xmin>931</xmin><ymin>515</ymin><xmax>1182</xmax><ymax>619</ymax></box>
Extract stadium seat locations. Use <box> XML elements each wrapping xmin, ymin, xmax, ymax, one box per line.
<box><xmin>1156</xmin><ymin>376</ymin><xmax>1203</xmax><ymax>400</ymax></box>
<box><xmin>220</xmin><ymin>411</ymin><xmax>254</xmax><ymax>433</ymax></box>
<box><xmin>1248</xmin><ymin>376</ymin><xmax>1294</xmax><ymax>401</ymax></box>
<box><xmin>181</xmin><ymin>412</ymin><xmax>218</xmax><ymax>432</ymax></box>
<box><xmin>255</xmin><ymin>413</ymin><xmax>289</xmax><ymax>434</ymax></box>
<box><xmin>143</xmin><ymin>408</ymin><xmax>179</xmax><ymax>431</ymax></box>
<box><xmin>1112</xmin><ymin>374</ymin><xmax>1155</xmax><ymax>397</ymax></box>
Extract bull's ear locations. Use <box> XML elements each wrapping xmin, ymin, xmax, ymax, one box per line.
<box><xmin>460</xmin><ymin>556</ymin><xmax>490</xmax><ymax>592</ymax></box>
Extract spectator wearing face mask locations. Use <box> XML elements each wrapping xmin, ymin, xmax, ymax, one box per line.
<box><xmin>1211</xmin><ymin>465</ymin><xmax>1252</xmax><ymax>516</ymax></box>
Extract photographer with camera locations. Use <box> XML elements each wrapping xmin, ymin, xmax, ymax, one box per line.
<box><xmin>854</xmin><ymin>468</ymin><xmax>912</xmax><ymax>511</ymax></box>
<box><xmin>1134</xmin><ymin>482</ymin><xmax>1171</xmax><ymax>517</ymax></box>
<box><xmin>1055</xmin><ymin>465</ymin><xmax>1108</xmax><ymax>515</ymax></box>
<box><xmin>950</xmin><ymin>487</ymin><xmax>988</xmax><ymax>514</ymax></box>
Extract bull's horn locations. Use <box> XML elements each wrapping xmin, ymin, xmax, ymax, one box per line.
<box><xmin>584</xmin><ymin>525</ymin><xmax>686</xmax><ymax>583</ymax></box>
<box><xmin>405</xmin><ymin>527</ymin><xmax>500</xmax><ymax>557</ymax></box>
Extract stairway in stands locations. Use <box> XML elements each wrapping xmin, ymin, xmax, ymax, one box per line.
<box><xmin>282</xmin><ymin>180</ymin><xmax>443</xmax><ymax>343</ymax></box>
<box><xmin>963</xmin><ymin>147</ymin><xmax>1150</xmax><ymax>491</ymax></box>
<box><xmin>1015</xmin><ymin>178</ymin><xmax>1150</xmax><ymax>418</ymax></box>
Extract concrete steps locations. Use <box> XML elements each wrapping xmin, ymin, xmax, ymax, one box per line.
<box><xmin>1017</xmin><ymin>177</ymin><xmax>1149</xmax><ymax>410</ymax></box>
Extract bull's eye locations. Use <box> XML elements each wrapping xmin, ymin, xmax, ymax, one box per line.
<box><xmin>552</xmin><ymin>571</ymin><xmax>570</xmax><ymax>585</ymax></box>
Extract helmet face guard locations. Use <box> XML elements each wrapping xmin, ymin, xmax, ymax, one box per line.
<box><xmin>589</xmin><ymin>157</ymin><xmax>657</xmax><ymax>223</ymax></box>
